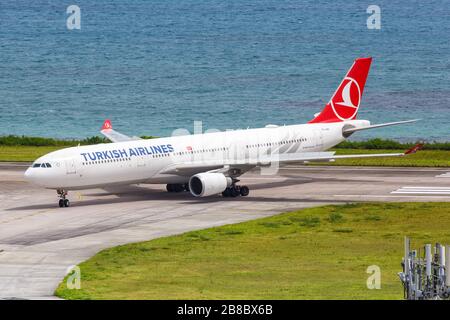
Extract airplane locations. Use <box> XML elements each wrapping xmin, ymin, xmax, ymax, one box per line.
<box><xmin>24</xmin><ymin>57</ymin><xmax>422</xmax><ymax>207</ymax></box>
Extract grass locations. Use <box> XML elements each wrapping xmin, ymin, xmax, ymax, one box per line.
<box><xmin>325</xmin><ymin>149</ymin><xmax>450</xmax><ymax>167</ymax></box>
<box><xmin>55</xmin><ymin>202</ymin><xmax>450</xmax><ymax>300</ymax></box>
<box><xmin>335</xmin><ymin>138</ymin><xmax>450</xmax><ymax>150</ymax></box>
<box><xmin>0</xmin><ymin>135</ymin><xmax>110</xmax><ymax>147</ymax></box>
<box><xmin>0</xmin><ymin>146</ymin><xmax>63</xmax><ymax>162</ymax></box>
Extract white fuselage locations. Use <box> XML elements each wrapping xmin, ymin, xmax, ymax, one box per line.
<box><xmin>24</xmin><ymin>120</ymin><xmax>369</xmax><ymax>190</ymax></box>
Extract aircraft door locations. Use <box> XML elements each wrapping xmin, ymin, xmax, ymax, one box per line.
<box><xmin>65</xmin><ymin>159</ymin><xmax>77</xmax><ymax>174</ymax></box>
<box><xmin>137</xmin><ymin>156</ymin><xmax>146</xmax><ymax>167</ymax></box>
<box><xmin>314</xmin><ymin>128</ymin><xmax>324</xmax><ymax>148</ymax></box>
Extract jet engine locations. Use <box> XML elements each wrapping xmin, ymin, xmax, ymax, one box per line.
<box><xmin>189</xmin><ymin>172</ymin><xmax>232</xmax><ymax>197</ymax></box>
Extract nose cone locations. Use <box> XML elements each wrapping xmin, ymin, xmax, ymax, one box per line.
<box><xmin>24</xmin><ymin>167</ymin><xmax>34</xmax><ymax>182</ymax></box>
<box><xmin>24</xmin><ymin>167</ymin><xmax>47</xmax><ymax>186</ymax></box>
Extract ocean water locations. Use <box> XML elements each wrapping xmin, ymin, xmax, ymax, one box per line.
<box><xmin>0</xmin><ymin>0</ymin><xmax>449</xmax><ymax>141</ymax></box>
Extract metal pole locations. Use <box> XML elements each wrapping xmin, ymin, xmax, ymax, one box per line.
<box><xmin>404</xmin><ymin>237</ymin><xmax>411</xmax><ymax>299</ymax></box>
<box><xmin>439</xmin><ymin>245</ymin><xmax>445</xmax><ymax>277</ymax></box>
<box><xmin>445</xmin><ymin>245</ymin><xmax>450</xmax><ymax>287</ymax></box>
<box><xmin>405</xmin><ymin>237</ymin><xmax>410</xmax><ymax>275</ymax></box>
<box><xmin>425</xmin><ymin>244</ymin><xmax>432</xmax><ymax>277</ymax></box>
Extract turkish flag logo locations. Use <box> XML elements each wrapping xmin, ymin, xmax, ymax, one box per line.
<box><xmin>330</xmin><ymin>77</ymin><xmax>361</xmax><ymax>120</ymax></box>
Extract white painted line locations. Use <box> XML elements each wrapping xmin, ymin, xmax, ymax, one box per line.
<box><xmin>394</xmin><ymin>189</ymin><xmax>450</xmax><ymax>192</ymax></box>
<box><xmin>334</xmin><ymin>194</ymin><xmax>450</xmax><ymax>198</ymax></box>
<box><xmin>391</xmin><ymin>186</ymin><xmax>450</xmax><ymax>196</ymax></box>
<box><xmin>436</xmin><ymin>172</ymin><xmax>450</xmax><ymax>178</ymax></box>
<box><xmin>392</xmin><ymin>191</ymin><xmax>450</xmax><ymax>195</ymax></box>
<box><xmin>401</xmin><ymin>186</ymin><xmax>450</xmax><ymax>190</ymax></box>
<box><xmin>393</xmin><ymin>191</ymin><xmax>450</xmax><ymax>194</ymax></box>
<box><xmin>396</xmin><ymin>189</ymin><xmax>450</xmax><ymax>192</ymax></box>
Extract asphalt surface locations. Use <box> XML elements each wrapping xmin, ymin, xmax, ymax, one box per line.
<box><xmin>0</xmin><ymin>162</ymin><xmax>449</xmax><ymax>299</ymax></box>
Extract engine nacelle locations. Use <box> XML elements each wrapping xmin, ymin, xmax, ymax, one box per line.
<box><xmin>189</xmin><ymin>173</ymin><xmax>232</xmax><ymax>197</ymax></box>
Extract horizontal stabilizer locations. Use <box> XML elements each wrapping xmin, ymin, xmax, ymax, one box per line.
<box><xmin>343</xmin><ymin>119</ymin><xmax>419</xmax><ymax>135</ymax></box>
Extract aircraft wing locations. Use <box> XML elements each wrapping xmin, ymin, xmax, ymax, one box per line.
<box><xmin>160</xmin><ymin>162</ymin><xmax>256</xmax><ymax>177</ymax></box>
<box><xmin>100</xmin><ymin>119</ymin><xmax>142</xmax><ymax>143</ymax></box>
<box><xmin>160</xmin><ymin>144</ymin><xmax>423</xmax><ymax>177</ymax></box>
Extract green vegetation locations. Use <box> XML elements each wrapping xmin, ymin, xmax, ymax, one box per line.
<box><xmin>335</xmin><ymin>138</ymin><xmax>450</xmax><ymax>151</ymax></box>
<box><xmin>55</xmin><ymin>202</ymin><xmax>450</xmax><ymax>300</ymax></box>
<box><xmin>0</xmin><ymin>134</ymin><xmax>157</xmax><ymax>147</ymax></box>
<box><xmin>326</xmin><ymin>138</ymin><xmax>450</xmax><ymax>167</ymax></box>
<box><xmin>0</xmin><ymin>135</ymin><xmax>110</xmax><ymax>147</ymax></box>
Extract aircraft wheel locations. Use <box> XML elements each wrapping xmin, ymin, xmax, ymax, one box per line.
<box><xmin>173</xmin><ymin>184</ymin><xmax>184</xmax><ymax>192</ymax></box>
<box><xmin>222</xmin><ymin>188</ymin><xmax>231</xmax><ymax>197</ymax></box>
<box><xmin>230</xmin><ymin>187</ymin><xmax>240</xmax><ymax>197</ymax></box>
<box><xmin>59</xmin><ymin>199</ymin><xmax>64</xmax><ymax>207</ymax></box>
<box><xmin>166</xmin><ymin>184</ymin><xmax>174</xmax><ymax>192</ymax></box>
<box><xmin>64</xmin><ymin>199</ymin><xmax>70</xmax><ymax>207</ymax></box>
<box><xmin>240</xmin><ymin>186</ymin><xmax>250</xmax><ymax>197</ymax></box>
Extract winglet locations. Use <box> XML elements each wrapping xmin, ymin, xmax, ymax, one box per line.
<box><xmin>99</xmin><ymin>119</ymin><xmax>141</xmax><ymax>143</ymax></box>
<box><xmin>404</xmin><ymin>143</ymin><xmax>424</xmax><ymax>155</ymax></box>
<box><xmin>102</xmin><ymin>119</ymin><xmax>112</xmax><ymax>130</ymax></box>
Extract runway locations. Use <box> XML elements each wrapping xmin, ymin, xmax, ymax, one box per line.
<box><xmin>0</xmin><ymin>163</ymin><xmax>448</xmax><ymax>299</ymax></box>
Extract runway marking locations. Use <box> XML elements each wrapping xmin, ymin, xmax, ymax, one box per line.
<box><xmin>391</xmin><ymin>186</ymin><xmax>450</xmax><ymax>195</ymax></box>
<box><xmin>436</xmin><ymin>172</ymin><xmax>450</xmax><ymax>178</ymax></box>
<box><xmin>334</xmin><ymin>194</ymin><xmax>450</xmax><ymax>198</ymax></box>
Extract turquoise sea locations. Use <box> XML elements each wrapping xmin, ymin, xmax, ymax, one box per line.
<box><xmin>0</xmin><ymin>0</ymin><xmax>449</xmax><ymax>140</ymax></box>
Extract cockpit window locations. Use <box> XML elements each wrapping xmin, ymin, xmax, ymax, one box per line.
<box><xmin>31</xmin><ymin>162</ymin><xmax>52</xmax><ymax>168</ymax></box>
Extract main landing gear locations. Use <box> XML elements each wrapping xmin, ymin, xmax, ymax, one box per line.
<box><xmin>166</xmin><ymin>183</ymin><xmax>189</xmax><ymax>193</ymax></box>
<box><xmin>57</xmin><ymin>189</ymin><xmax>70</xmax><ymax>207</ymax></box>
<box><xmin>222</xmin><ymin>185</ymin><xmax>250</xmax><ymax>198</ymax></box>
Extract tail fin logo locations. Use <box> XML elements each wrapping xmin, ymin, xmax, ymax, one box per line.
<box><xmin>330</xmin><ymin>77</ymin><xmax>361</xmax><ymax>120</ymax></box>
<box><xmin>101</xmin><ymin>119</ymin><xmax>112</xmax><ymax>130</ymax></box>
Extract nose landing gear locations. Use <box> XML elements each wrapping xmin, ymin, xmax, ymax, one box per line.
<box><xmin>57</xmin><ymin>189</ymin><xmax>70</xmax><ymax>207</ymax></box>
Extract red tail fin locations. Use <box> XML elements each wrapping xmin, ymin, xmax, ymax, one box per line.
<box><xmin>309</xmin><ymin>57</ymin><xmax>372</xmax><ymax>123</ymax></box>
